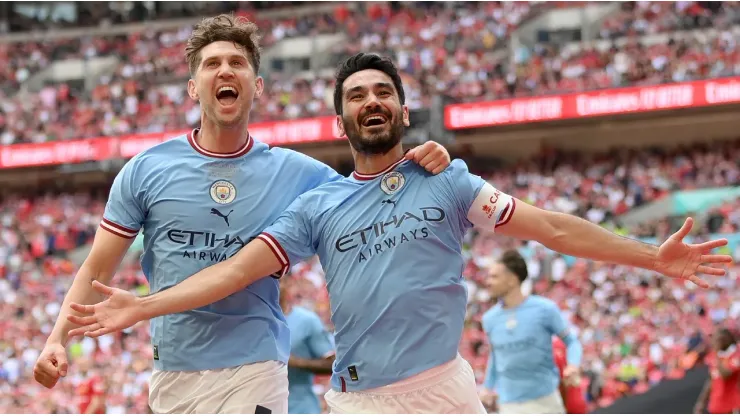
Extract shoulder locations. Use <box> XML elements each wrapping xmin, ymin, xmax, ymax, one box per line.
<box><xmin>124</xmin><ymin>134</ymin><xmax>190</xmax><ymax>174</ymax></box>
<box><xmin>482</xmin><ymin>306</ymin><xmax>502</xmax><ymax>329</ymax></box>
<box><xmin>528</xmin><ymin>295</ymin><xmax>558</xmax><ymax>310</ymax></box>
<box><xmin>264</xmin><ymin>145</ymin><xmax>334</xmax><ymax>171</ymax></box>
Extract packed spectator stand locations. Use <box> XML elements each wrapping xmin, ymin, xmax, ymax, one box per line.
<box><xmin>1</xmin><ymin>1</ymin><xmax>739</xmax><ymax>413</ymax></box>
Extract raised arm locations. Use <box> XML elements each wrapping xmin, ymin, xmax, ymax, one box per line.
<box><xmin>493</xmin><ymin>200</ymin><xmax>730</xmax><ymax>287</ymax></box>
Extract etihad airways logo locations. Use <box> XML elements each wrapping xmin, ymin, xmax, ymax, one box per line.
<box><xmin>334</xmin><ymin>207</ymin><xmax>446</xmax><ymax>263</ymax></box>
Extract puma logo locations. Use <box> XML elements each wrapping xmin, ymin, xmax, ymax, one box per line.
<box><xmin>381</xmin><ymin>199</ymin><xmax>397</xmax><ymax>207</ymax></box>
<box><xmin>210</xmin><ymin>208</ymin><xmax>233</xmax><ymax>226</ymax></box>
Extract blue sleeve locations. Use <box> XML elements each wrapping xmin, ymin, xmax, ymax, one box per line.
<box><xmin>100</xmin><ymin>159</ymin><xmax>145</xmax><ymax>239</ymax></box>
<box><xmin>257</xmin><ymin>195</ymin><xmax>317</xmax><ymax>277</ymax></box>
<box><xmin>544</xmin><ymin>300</ymin><xmax>583</xmax><ymax>367</ymax></box>
<box><xmin>307</xmin><ymin>314</ymin><xmax>336</xmax><ymax>359</ymax></box>
<box><xmin>440</xmin><ymin>159</ymin><xmax>486</xmax><ymax>223</ymax></box>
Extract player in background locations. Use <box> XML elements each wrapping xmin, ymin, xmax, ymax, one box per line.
<box><xmin>65</xmin><ymin>53</ymin><xmax>732</xmax><ymax>413</ymax></box>
<box><xmin>281</xmin><ymin>277</ymin><xmax>336</xmax><ymax>414</ymax></box>
<box><xmin>553</xmin><ymin>337</ymin><xmax>588</xmax><ymax>414</ymax></box>
<box><xmin>31</xmin><ymin>15</ymin><xmax>452</xmax><ymax>414</ymax></box>
<box><xmin>74</xmin><ymin>358</ymin><xmax>107</xmax><ymax>414</ymax></box>
<box><xmin>694</xmin><ymin>328</ymin><xmax>740</xmax><ymax>414</ymax></box>
<box><xmin>480</xmin><ymin>250</ymin><xmax>583</xmax><ymax>413</ymax></box>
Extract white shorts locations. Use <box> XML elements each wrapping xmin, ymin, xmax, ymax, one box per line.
<box><xmin>498</xmin><ymin>391</ymin><xmax>565</xmax><ymax>414</ymax></box>
<box><xmin>149</xmin><ymin>360</ymin><xmax>288</xmax><ymax>414</ymax></box>
<box><xmin>324</xmin><ymin>354</ymin><xmax>486</xmax><ymax>414</ymax></box>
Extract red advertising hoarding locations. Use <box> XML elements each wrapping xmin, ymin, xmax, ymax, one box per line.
<box><xmin>0</xmin><ymin>116</ymin><xmax>344</xmax><ymax>169</ymax></box>
<box><xmin>444</xmin><ymin>77</ymin><xmax>740</xmax><ymax>130</ymax></box>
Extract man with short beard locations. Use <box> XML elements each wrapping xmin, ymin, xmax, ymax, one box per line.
<box><xmin>66</xmin><ymin>53</ymin><xmax>731</xmax><ymax>413</ymax></box>
<box><xmin>32</xmin><ymin>15</ymin><xmax>453</xmax><ymax>414</ymax></box>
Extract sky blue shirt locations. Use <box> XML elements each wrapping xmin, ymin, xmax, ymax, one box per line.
<box><xmin>102</xmin><ymin>130</ymin><xmax>342</xmax><ymax>371</ymax></box>
<box><xmin>258</xmin><ymin>158</ymin><xmax>515</xmax><ymax>392</ymax></box>
<box><xmin>482</xmin><ymin>295</ymin><xmax>583</xmax><ymax>404</ymax></box>
<box><xmin>286</xmin><ymin>306</ymin><xmax>335</xmax><ymax>414</ymax></box>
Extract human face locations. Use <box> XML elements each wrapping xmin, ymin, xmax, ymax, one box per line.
<box><xmin>336</xmin><ymin>69</ymin><xmax>409</xmax><ymax>155</ymax></box>
<box><xmin>187</xmin><ymin>41</ymin><xmax>263</xmax><ymax>127</ymax></box>
<box><xmin>487</xmin><ymin>262</ymin><xmax>519</xmax><ymax>299</ymax></box>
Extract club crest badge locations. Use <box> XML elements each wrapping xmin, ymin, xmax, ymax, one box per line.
<box><xmin>210</xmin><ymin>180</ymin><xmax>236</xmax><ymax>204</ymax></box>
<box><xmin>380</xmin><ymin>171</ymin><xmax>405</xmax><ymax>195</ymax></box>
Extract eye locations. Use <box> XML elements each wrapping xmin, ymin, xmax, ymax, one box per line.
<box><xmin>379</xmin><ymin>91</ymin><xmax>392</xmax><ymax>97</ymax></box>
<box><xmin>206</xmin><ymin>61</ymin><xmax>219</xmax><ymax>68</ymax></box>
<box><xmin>350</xmin><ymin>95</ymin><xmax>363</xmax><ymax>101</ymax></box>
<box><xmin>231</xmin><ymin>60</ymin><xmax>242</xmax><ymax>67</ymax></box>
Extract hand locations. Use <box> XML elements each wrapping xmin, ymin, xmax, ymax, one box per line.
<box><xmin>563</xmin><ymin>365</ymin><xmax>579</xmax><ymax>385</ymax></box>
<box><xmin>66</xmin><ymin>280</ymin><xmax>146</xmax><ymax>338</ymax></box>
<box><xmin>405</xmin><ymin>141</ymin><xmax>450</xmax><ymax>175</ymax></box>
<box><xmin>33</xmin><ymin>343</ymin><xmax>68</xmax><ymax>389</ymax></box>
<box><xmin>652</xmin><ymin>217</ymin><xmax>733</xmax><ymax>288</ymax></box>
<box><xmin>480</xmin><ymin>389</ymin><xmax>498</xmax><ymax>410</ymax></box>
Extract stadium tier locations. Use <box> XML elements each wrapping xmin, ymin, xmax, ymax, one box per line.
<box><xmin>1</xmin><ymin>2</ymin><xmax>739</xmax><ymax>414</ymax></box>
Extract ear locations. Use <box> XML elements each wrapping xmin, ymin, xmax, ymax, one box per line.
<box><xmin>187</xmin><ymin>79</ymin><xmax>199</xmax><ymax>101</ymax></box>
<box><xmin>254</xmin><ymin>76</ymin><xmax>264</xmax><ymax>99</ymax></box>
<box><xmin>402</xmin><ymin>105</ymin><xmax>410</xmax><ymax>127</ymax></box>
<box><xmin>336</xmin><ymin>115</ymin><xmax>346</xmax><ymax>138</ymax></box>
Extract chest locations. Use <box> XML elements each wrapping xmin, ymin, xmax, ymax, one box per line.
<box><xmin>488</xmin><ymin>309</ymin><xmax>549</xmax><ymax>347</ymax></box>
<box><xmin>144</xmin><ymin>160</ymin><xmax>306</xmax><ymax>243</ymax></box>
<box><xmin>316</xmin><ymin>171</ymin><xmax>459</xmax><ymax>262</ymax></box>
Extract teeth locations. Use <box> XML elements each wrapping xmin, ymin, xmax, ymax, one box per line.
<box><xmin>365</xmin><ymin>116</ymin><xmax>386</xmax><ymax>124</ymax></box>
<box><xmin>218</xmin><ymin>86</ymin><xmax>237</xmax><ymax>94</ymax></box>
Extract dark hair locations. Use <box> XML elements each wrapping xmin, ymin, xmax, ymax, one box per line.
<box><xmin>185</xmin><ymin>13</ymin><xmax>262</xmax><ymax>77</ymax></box>
<box><xmin>333</xmin><ymin>52</ymin><xmax>406</xmax><ymax>115</ymax></box>
<box><xmin>718</xmin><ymin>328</ymin><xmax>737</xmax><ymax>345</ymax></box>
<box><xmin>500</xmin><ymin>249</ymin><xmax>528</xmax><ymax>283</ymax></box>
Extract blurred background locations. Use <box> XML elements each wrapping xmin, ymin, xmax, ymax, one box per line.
<box><xmin>0</xmin><ymin>1</ymin><xmax>739</xmax><ymax>413</ymax></box>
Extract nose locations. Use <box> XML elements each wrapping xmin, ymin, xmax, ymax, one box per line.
<box><xmin>217</xmin><ymin>62</ymin><xmax>235</xmax><ymax>79</ymax></box>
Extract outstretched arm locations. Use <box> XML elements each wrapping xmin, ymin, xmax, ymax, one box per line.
<box><xmin>67</xmin><ymin>238</ymin><xmax>283</xmax><ymax>337</ymax></box>
<box><xmin>493</xmin><ymin>200</ymin><xmax>730</xmax><ymax>287</ymax></box>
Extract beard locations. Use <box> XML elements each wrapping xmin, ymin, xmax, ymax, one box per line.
<box><xmin>343</xmin><ymin>111</ymin><xmax>405</xmax><ymax>155</ymax></box>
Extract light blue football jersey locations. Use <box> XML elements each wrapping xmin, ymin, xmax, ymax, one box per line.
<box><xmin>258</xmin><ymin>158</ymin><xmax>514</xmax><ymax>392</ymax></box>
<box><xmin>101</xmin><ymin>129</ymin><xmax>342</xmax><ymax>371</ymax></box>
<box><xmin>481</xmin><ymin>295</ymin><xmax>582</xmax><ymax>404</ymax></box>
<box><xmin>286</xmin><ymin>306</ymin><xmax>335</xmax><ymax>414</ymax></box>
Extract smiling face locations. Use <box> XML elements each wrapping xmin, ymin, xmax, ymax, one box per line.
<box><xmin>187</xmin><ymin>40</ymin><xmax>263</xmax><ymax>128</ymax></box>
<box><xmin>336</xmin><ymin>69</ymin><xmax>410</xmax><ymax>155</ymax></box>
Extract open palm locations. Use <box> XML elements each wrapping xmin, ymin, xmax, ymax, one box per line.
<box><xmin>652</xmin><ymin>218</ymin><xmax>733</xmax><ymax>288</ymax></box>
<box><xmin>67</xmin><ymin>281</ymin><xmax>146</xmax><ymax>338</ymax></box>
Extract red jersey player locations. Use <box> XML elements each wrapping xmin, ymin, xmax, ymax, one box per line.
<box><xmin>695</xmin><ymin>329</ymin><xmax>740</xmax><ymax>414</ymax></box>
<box><xmin>553</xmin><ymin>337</ymin><xmax>587</xmax><ymax>414</ymax></box>
<box><xmin>75</xmin><ymin>359</ymin><xmax>107</xmax><ymax>414</ymax></box>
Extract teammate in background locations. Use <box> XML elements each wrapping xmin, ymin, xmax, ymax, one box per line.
<box><xmin>281</xmin><ymin>278</ymin><xmax>335</xmax><ymax>414</ymax></box>
<box><xmin>694</xmin><ymin>328</ymin><xmax>740</xmax><ymax>414</ymax></box>
<box><xmin>553</xmin><ymin>337</ymin><xmax>588</xmax><ymax>414</ymax></box>
<box><xmin>75</xmin><ymin>358</ymin><xmax>106</xmax><ymax>414</ymax></box>
<box><xmin>31</xmin><ymin>15</ymin><xmax>452</xmax><ymax>414</ymax></box>
<box><xmin>66</xmin><ymin>53</ymin><xmax>731</xmax><ymax>413</ymax></box>
<box><xmin>480</xmin><ymin>250</ymin><xmax>583</xmax><ymax>414</ymax></box>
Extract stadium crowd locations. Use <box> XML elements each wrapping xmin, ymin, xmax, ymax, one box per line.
<box><xmin>4</xmin><ymin>2</ymin><xmax>740</xmax><ymax>145</ymax></box>
<box><xmin>2</xmin><ymin>138</ymin><xmax>739</xmax><ymax>412</ymax></box>
<box><xmin>2</xmin><ymin>0</ymin><xmax>740</xmax><ymax>413</ymax></box>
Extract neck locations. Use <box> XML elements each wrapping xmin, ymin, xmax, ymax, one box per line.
<box><xmin>501</xmin><ymin>288</ymin><xmax>525</xmax><ymax>309</ymax></box>
<box><xmin>353</xmin><ymin>144</ymin><xmax>405</xmax><ymax>175</ymax></box>
<box><xmin>197</xmin><ymin>114</ymin><xmax>250</xmax><ymax>154</ymax></box>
